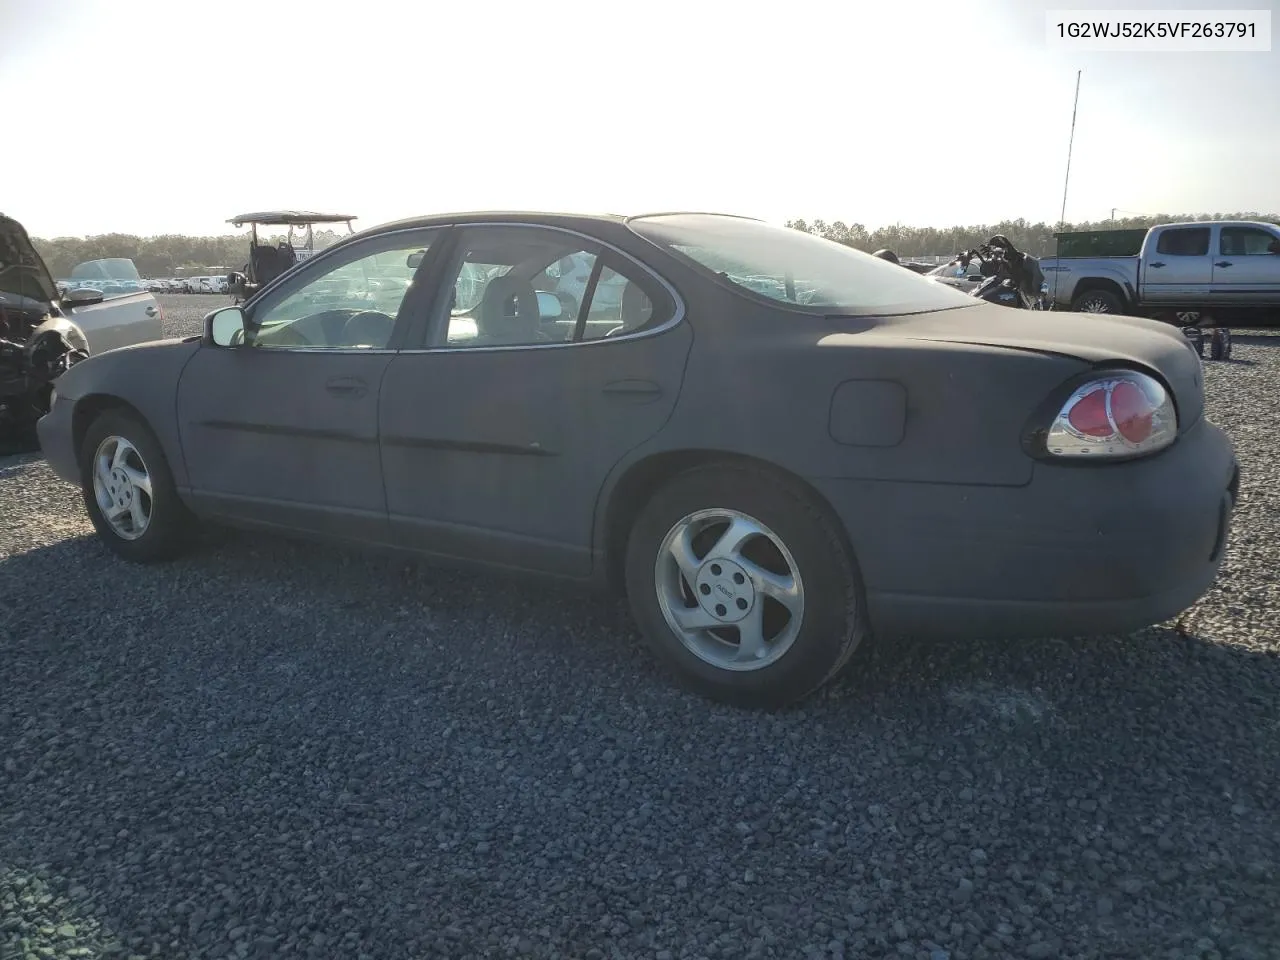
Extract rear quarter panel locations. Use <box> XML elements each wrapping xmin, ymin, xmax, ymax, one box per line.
<box><xmin>1040</xmin><ymin>256</ymin><xmax>1138</xmax><ymax>308</ymax></box>
<box><xmin>624</xmin><ymin>310</ymin><xmax>1091</xmax><ymax>488</ymax></box>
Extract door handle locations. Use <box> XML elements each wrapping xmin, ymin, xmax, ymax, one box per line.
<box><xmin>1214</xmin><ymin>261</ymin><xmax>1233</xmax><ymax>268</ymax></box>
<box><xmin>325</xmin><ymin>377</ymin><xmax>368</xmax><ymax>398</ymax></box>
<box><xmin>145</xmin><ymin>306</ymin><xmax>159</xmax><ymax>317</ymax></box>
<box><xmin>602</xmin><ymin>379</ymin><xmax>663</xmax><ymax>400</ymax></box>
<box><xmin>1148</xmin><ymin>262</ymin><xmax>1165</xmax><ymax>268</ymax></box>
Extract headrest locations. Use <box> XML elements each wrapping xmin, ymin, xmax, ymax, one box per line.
<box><xmin>620</xmin><ymin>281</ymin><xmax>652</xmax><ymax>330</ymax></box>
<box><xmin>478</xmin><ymin>274</ymin><xmax>539</xmax><ymax>343</ymax></box>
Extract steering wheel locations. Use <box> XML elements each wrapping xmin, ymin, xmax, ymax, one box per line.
<box><xmin>340</xmin><ymin>310</ymin><xmax>396</xmax><ymax>347</ymax></box>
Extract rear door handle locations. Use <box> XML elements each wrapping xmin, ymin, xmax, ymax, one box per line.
<box><xmin>326</xmin><ymin>376</ymin><xmax>368</xmax><ymax>398</ymax></box>
<box><xmin>602</xmin><ymin>379</ymin><xmax>663</xmax><ymax>402</ymax></box>
<box><xmin>145</xmin><ymin>306</ymin><xmax>159</xmax><ymax>317</ymax></box>
<box><xmin>1215</xmin><ymin>261</ymin><xmax>1233</xmax><ymax>268</ymax></box>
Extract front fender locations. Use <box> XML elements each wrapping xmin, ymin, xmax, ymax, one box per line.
<box><xmin>57</xmin><ymin>338</ymin><xmax>202</xmax><ymax>488</ymax></box>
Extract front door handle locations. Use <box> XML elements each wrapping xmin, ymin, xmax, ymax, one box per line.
<box><xmin>326</xmin><ymin>376</ymin><xmax>368</xmax><ymax>398</ymax></box>
<box><xmin>1215</xmin><ymin>261</ymin><xmax>1233</xmax><ymax>268</ymax></box>
<box><xmin>1148</xmin><ymin>261</ymin><xmax>1166</xmax><ymax>268</ymax></box>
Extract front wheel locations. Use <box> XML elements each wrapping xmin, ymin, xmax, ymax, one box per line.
<box><xmin>624</xmin><ymin>464</ymin><xmax>867</xmax><ymax>709</ymax></box>
<box><xmin>80</xmin><ymin>409</ymin><xmax>195</xmax><ymax>563</ymax></box>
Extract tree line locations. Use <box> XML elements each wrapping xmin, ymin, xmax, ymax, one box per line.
<box><xmin>30</xmin><ymin>230</ymin><xmax>346</xmax><ymax>279</ymax></box>
<box><xmin>784</xmin><ymin>211</ymin><xmax>1280</xmax><ymax>258</ymax></box>
<box><xmin>30</xmin><ymin>213</ymin><xmax>1280</xmax><ymax>277</ymax></box>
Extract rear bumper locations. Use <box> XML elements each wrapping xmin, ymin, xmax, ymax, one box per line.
<box><xmin>812</xmin><ymin>418</ymin><xmax>1238</xmax><ymax>642</ymax></box>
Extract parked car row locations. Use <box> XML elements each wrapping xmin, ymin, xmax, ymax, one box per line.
<box><xmin>144</xmin><ymin>276</ymin><xmax>229</xmax><ymax>294</ymax></box>
<box><xmin>52</xmin><ymin>275</ymin><xmax>230</xmax><ymax>296</ymax></box>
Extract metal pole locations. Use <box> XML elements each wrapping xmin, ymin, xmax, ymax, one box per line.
<box><xmin>1054</xmin><ymin>70</ymin><xmax>1082</xmax><ymax>309</ymax></box>
<box><xmin>1059</xmin><ymin>70</ymin><xmax>1082</xmax><ymax>230</ymax></box>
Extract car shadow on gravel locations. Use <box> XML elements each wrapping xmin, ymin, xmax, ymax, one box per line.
<box><xmin>3</xmin><ymin>530</ymin><xmax>1278</xmax><ymax>959</ymax></box>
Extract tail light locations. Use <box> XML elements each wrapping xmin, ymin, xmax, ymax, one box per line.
<box><xmin>1044</xmin><ymin>370</ymin><xmax>1177</xmax><ymax>459</ymax></box>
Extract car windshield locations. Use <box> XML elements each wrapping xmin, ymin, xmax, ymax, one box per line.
<box><xmin>629</xmin><ymin>214</ymin><xmax>977</xmax><ymax>315</ymax></box>
<box><xmin>70</xmin><ymin>258</ymin><xmax>142</xmax><ymax>282</ymax></box>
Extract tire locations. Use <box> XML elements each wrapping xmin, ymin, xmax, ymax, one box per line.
<box><xmin>1182</xmin><ymin>327</ymin><xmax>1205</xmax><ymax>357</ymax></box>
<box><xmin>1210</xmin><ymin>327</ymin><xmax>1232</xmax><ymax>361</ymax></box>
<box><xmin>79</xmin><ymin>409</ymin><xmax>195</xmax><ymax>563</ymax></box>
<box><xmin>1071</xmin><ymin>289</ymin><xmax>1124</xmax><ymax>314</ymax></box>
<box><xmin>623</xmin><ymin>463</ymin><xmax>868</xmax><ymax>709</ymax></box>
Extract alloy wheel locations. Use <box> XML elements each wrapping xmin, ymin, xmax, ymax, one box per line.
<box><xmin>653</xmin><ymin>508</ymin><xmax>805</xmax><ymax>672</ymax></box>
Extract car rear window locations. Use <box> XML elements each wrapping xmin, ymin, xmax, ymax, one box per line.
<box><xmin>628</xmin><ymin>213</ymin><xmax>977</xmax><ymax>316</ymax></box>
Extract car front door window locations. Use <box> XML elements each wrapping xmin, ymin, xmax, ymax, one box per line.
<box><xmin>249</xmin><ymin>238</ymin><xmax>433</xmax><ymax>349</ymax></box>
<box><xmin>1220</xmin><ymin>227</ymin><xmax>1278</xmax><ymax>257</ymax></box>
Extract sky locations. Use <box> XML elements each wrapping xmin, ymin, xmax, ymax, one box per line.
<box><xmin>2</xmin><ymin>0</ymin><xmax>1277</xmax><ymax>238</ymax></box>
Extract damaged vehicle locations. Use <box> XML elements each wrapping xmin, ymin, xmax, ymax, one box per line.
<box><xmin>1</xmin><ymin>213</ymin><xmax>164</xmax><ymax>451</ymax></box>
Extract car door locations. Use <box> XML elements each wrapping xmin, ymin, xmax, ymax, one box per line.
<box><xmin>1142</xmin><ymin>226</ymin><xmax>1213</xmax><ymax>303</ymax></box>
<box><xmin>62</xmin><ymin>288</ymin><xmax>163</xmax><ymax>353</ymax></box>
<box><xmin>1212</xmin><ymin>225</ymin><xmax>1280</xmax><ymax>303</ymax></box>
<box><xmin>176</xmin><ymin>227</ymin><xmax>442</xmax><ymax>541</ymax></box>
<box><xmin>378</xmin><ymin>222</ymin><xmax>693</xmax><ymax>578</ymax></box>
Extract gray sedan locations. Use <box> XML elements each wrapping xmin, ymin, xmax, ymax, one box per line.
<box><xmin>36</xmin><ymin>211</ymin><xmax>1239</xmax><ymax>708</ymax></box>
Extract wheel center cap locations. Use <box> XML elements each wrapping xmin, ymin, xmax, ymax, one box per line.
<box><xmin>694</xmin><ymin>558</ymin><xmax>755</xmax><ymax>623</ymax></box>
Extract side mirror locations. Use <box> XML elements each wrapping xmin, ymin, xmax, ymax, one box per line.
<box><xmin>1269</xmin><ymin>239</ymin><xmax>1280</xmax><ymax>254</ymax></box>
<box><xmin>535</xmin><ymin>291</ymin><xmax>563</xmax><ymax>320</ymax></box>
<box><xmin>63</xmin><ymin>287</ymin><xmax>105</xmax><ymax>307</ymax></box>
<box><xmin>406</xmin><ymin>250</ymin><xmax>425</xmax><ymax>268</ymax></box>
<box><xmin>206</xmin><ymin>305</ymin><xmax>247</xmax><ymax>347</ymax></box>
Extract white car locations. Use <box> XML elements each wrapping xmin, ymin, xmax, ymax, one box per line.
<box><xmin>1</xmin><ymin>213</ymin><xmax>165</xmax><ymax>444</ymax></box>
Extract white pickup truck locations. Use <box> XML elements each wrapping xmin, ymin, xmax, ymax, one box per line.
<box><xmin>1041</xmin><ymin>220</ymin><xmax>1280</xmax><ymax>323</ymax></box>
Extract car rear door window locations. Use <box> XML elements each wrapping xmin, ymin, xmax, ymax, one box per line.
<box><xmin>435</xmin><ymin>226</ymin><xmax>668</xmax><ymax>348</ymax></box>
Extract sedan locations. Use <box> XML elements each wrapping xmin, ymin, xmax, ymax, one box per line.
<box><xmin>37</xmin><ymin>211</ymin><xmax>1239</xmax><ymax>708</ymax></box>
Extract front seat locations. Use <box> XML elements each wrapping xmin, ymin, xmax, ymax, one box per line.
<box><xmin>476</xmin><ymin>274</ymin><xmax>542</xmax><ymax>345</ymax></box>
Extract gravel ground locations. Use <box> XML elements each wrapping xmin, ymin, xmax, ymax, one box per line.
<box><xmin>1</xmin><ymin>296</ymin><xmax>1278</xmax><ymax>960</ymax></box>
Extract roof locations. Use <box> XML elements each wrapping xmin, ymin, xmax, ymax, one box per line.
<box><xmin>359</xmin><ymin>209</ymin><xmax>764</xmax><ymax>234</ymax></box>
<box><xmin>227</xmin><ymin>211</ymin><xmax>357</xmax><ymax>227</ymax></box>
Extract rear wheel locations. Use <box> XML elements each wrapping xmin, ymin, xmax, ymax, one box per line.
<box><xmin>1071</xmin><ymin>289</ymin><xmax>1124</xmax><ymax>314</ymax></box>
<box><xmin>80</xmin><ymin>409</ymin><xmax>195</xmax><ymax>563</ymax></box>
<box><xmin>624</xmin><ymin>464</ymin><xmax>867</xmax><ymax>709</ymax></box>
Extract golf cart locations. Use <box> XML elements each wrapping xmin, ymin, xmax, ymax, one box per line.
<box><xmin>225</xmin><ymin>210</ymin><xmax>356</xmax><ymax>303</ymax></box>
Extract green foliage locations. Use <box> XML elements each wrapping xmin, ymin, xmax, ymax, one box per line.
<box><xmin>30</xmin><ymin>215</ymin><xmax>1280</xmax><ymax>277</ymax></box>
<box><xmin>30</xmin><ymin>230</ymin><xmax>346</xmax><ymax>279</ymax></box>
<box><xmin>783</xmin><ymin>212</ymin><xmax>1280</xmax><ymax>258</ymax></box>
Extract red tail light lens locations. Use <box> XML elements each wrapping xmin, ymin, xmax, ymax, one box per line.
<box><xmin>1045</xmin><ymin>371</ymin><xmax>1176</xmax><ymax>458</ymax></box>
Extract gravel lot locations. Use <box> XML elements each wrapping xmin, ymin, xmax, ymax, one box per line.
<box><xmin>2</xmin><ymin>295</ymin><xmax>1278</xmax><ymax>960</ymax></box>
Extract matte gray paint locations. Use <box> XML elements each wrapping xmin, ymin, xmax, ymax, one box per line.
<box><xmin>36</xmin><ymin>211</ymin><xmax>1238</xmax><ymax>646</ymax></box>
<box><xmin>43</xmin><ymin>337</ymin><xmax>203</xmax><ymax>488</ymax></box>
<box><xmin>828</xmin><ymin>381</ymin><xmax>908</xmax><ymax>448</ymax></box>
